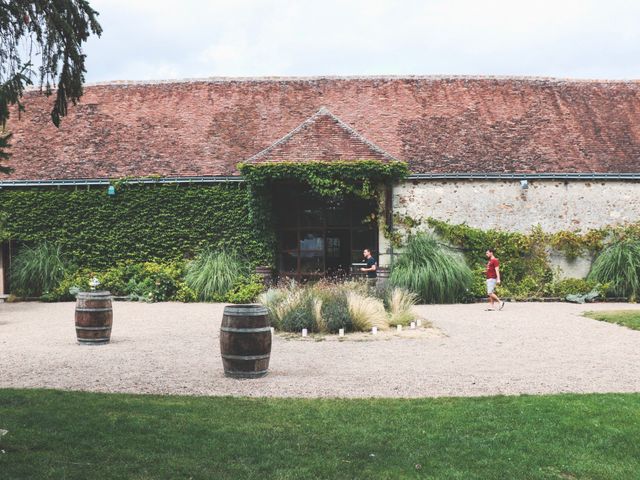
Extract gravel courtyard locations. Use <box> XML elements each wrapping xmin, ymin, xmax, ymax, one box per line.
<box><xmin>2</xmin><ymin>301</ymin><xmax>640</xmax><ymax>398</ymax></box>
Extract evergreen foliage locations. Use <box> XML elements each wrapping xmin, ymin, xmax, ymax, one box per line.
<box><xmin>0</xmin><ymin>1</ymin><xmax>102</xmax><ymax>168</ymax></box>
<box><xmin>0</xmin><ymin>183</ymin><xmax>272</xmax><ymax>268</ymax></box>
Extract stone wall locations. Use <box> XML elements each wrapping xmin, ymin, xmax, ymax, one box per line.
<box><xmin>377</xmin><ymin>179</ymin><xmax>640</xmax><ymax>276</ymax></box>
<box><xmin>394</xmin><ymin>179</ymin><xmax>640</xmax><ymax>232</ymax></box>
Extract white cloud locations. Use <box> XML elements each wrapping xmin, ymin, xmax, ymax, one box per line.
<box><xmin>83</xmin><ymin>0</ymin><xmax>640</xmax><ymax>82</ymax></box>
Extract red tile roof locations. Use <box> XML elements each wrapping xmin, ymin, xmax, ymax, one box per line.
<box><xmin>3</xmin><ymin>76</ymin><xmax>640</xmax><ymax>180</ymax></box>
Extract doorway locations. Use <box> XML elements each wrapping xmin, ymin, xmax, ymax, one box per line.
<box><xmin>273</xmin><ymin>185</ymin><xmax>378</xmax><ymax>281</ymax></box>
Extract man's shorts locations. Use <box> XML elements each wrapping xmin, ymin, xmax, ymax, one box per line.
<box><xmin>486</xmin><ymin>278</ymin><xmax>497</xmax><ymax>295</ymax></box>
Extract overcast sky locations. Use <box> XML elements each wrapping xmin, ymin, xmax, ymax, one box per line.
<box><xmin>82</xmin><ymin>0</ymin><xmax>640</xmax><ymax>82</ymax></box>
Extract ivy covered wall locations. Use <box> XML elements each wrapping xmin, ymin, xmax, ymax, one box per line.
<box><xmin>0</xmin><ymin>183</ymin><xmax>273</xmax><ymax>269</ymax></box>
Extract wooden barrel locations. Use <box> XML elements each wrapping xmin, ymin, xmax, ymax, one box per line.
<box><xmin>75</xmin><ymin>291</ymin><xmax>113</xmax><ymax>345</ymax></box>
<box><xmin>220</xmin><ymin>304</ymin><xmax>271</xmax><ymax>378</ymax></box>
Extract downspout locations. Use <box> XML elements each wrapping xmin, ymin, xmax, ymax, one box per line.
<box><xmin>385</xmin><ymin>182</ymin><xmax>394</xmax><ymax>268</ymax></box>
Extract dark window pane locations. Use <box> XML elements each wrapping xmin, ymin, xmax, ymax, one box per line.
<box><xmin>351</xmin><ymin>198</ymin><xmax>376</xmax><ymax>225</ymax></box>
<box><xmin>300</xmin><ymin>232</ymin><xmax>323</xmax><ymax>251</ymax></box>
<box><xmin>300</xmin><ymin>253</ymin><xmax>323</xmax><ymax>274</ymax></box>
<box><xmin>280</xmin><ymin>230</ymin><xmax>298</xmax><ymax>250</ymax></box>
<box><xmin>352</xmin><ymin>228</ymin><xmax>377</xmax><ymax>251</ymax></box>
<box><xmin>280</xmin><ymin>252</ymin><xmax>298</xmax><ymax>273</ymax></box>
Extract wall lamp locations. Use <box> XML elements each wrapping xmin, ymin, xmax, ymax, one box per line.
<box><xmin>107</xmin><ymin>185</ymin><xmax>116</xmax><ymax>196</ymax></box>
<box><xmin>520</xmin><ymin>179</ymin><xmax>529</xmax><ymax>190</ymax></box>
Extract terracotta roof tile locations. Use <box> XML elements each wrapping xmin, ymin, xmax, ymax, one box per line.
<box><xmin>3</xmin><ymin>76</ymin><xmax>640</xmax><ymax>179</ymax></box>
<box><xmin>246</xmin><ymin>106</ymin><xmax>397</xmax><ymax>163</ymax></box>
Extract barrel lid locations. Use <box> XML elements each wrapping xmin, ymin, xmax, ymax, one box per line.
<box><xmin>77</xmin><ymin>290</ymin><xmax>112</xmax><ymax>298</ymax></box>
<box><xmin>223</xmin><ymin>304</ymin><xmax>268</xmax><ymax>316</ymax></box>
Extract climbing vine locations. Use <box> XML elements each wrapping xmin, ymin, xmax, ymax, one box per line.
<box><xmin>0</xmin><ymin>183</ymin><xmax>272</xmax><ymax>269</ymax></box>
<box><xmin>238</xmin><ymin>160</ymin><xmax>409</xmax><ymax>199</ymax></box>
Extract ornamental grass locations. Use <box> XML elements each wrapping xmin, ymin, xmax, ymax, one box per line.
<box><xmin>386</xmin><ymin>287</ymin><xmax>419</xmax><ymax>327</ymax></box>
<box><xmin>588</xmin><ymin>239</ymin><xmax>640</xmax><ymax>301</ymax></box>
<box><xmin>9</xmin><ymin>242</ymin><xmax>68</xmax><ymax>297</ymax></box>
<box><xmin>346</xmin><ymin>291</ymin><xmax>388</xmax><ymax>331</ymax></box>
<box><xmin>184</xmin><ymin>249</ymin><xmax>247</xmax><ymax>301</ymax></box>
<box><xmin>390</xmin><ymin>232</ymin><xmax>473</xmax><ymax>303</ymax></box>
<box><xmin>259</xmin><ymin>280</ymin><xmax>420</xmax><ymax>334</ymax></box>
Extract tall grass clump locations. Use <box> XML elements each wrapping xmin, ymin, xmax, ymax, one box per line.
<box><xmin>390</xmin><ymin>233</ymin><xmax>473</xmax><ymax>303</ymax></box>
<box><xmin>184</xmin><ymin>249</ymin><xmax>247</xmax><ymax>301</ymax></box>
<box><xmin>347</xmin><ymin>291</ymin><xmax>388</xmax><ymax>331</ymax></box>
<box><xmin>588</xmin><ymin>240</ymin><xmax>640</xmax><ymax>301</ymax></box>
<box><xmin>9</xmin><ymin>242</ymin><xmax>68</xmax><ymax>296</ymax></box>
<box><xmin>386</xmin><ymin>287</ymin><xmax>418</xmax><ymax>327</ymax></box>
<box><xmin>259</xmin><ymin>282</ymin><xmax>310</xmax><ymax>331</ymax></box>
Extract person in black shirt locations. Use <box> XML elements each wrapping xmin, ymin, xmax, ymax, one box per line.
<box><xmin>360</xmin><ymin>248</ymin><xmax>377</xmax><ymax>285</ymax></box>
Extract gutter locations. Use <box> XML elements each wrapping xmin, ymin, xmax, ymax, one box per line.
<box><xmin>0</xmin><ymin>176</ymin><xmax>244</xmax><ymax>188</ymax></box>
<box><xmin>2</xmin><ymin>172</ymin><xmax>640</xmax><ymax>188</ymax></box>
<box><xmin>407</xmin><ymin>172</ymin><xmax>640</xmax><ymax>180</ymax></box>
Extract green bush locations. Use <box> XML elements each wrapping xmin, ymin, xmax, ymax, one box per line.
<box><xmin>9</xmin><ymin>242</ymin><xmax>69</xmax><ymax>297</ymax></box>
<box><xmin>121</xmin><ymin>262</ymin><xmax>184</xmax><ymax>302</ymax></box>
<box><xmin>390</xmin><ymin>233</ymin><xmax>473</xmax><ymax>303</ymax></box>
<box><xmin>45</xmin><ymin>269</ymin><xmax>92</xmax><ymax>301</ymax></box>
<box><xmin>47</xmin><ymin>262</ymin><xmax>185</xmax><ymax>302</ymax></box>
<box><xmin>225</xmin><ymin>275</ymin><xmax>264</xmax><ymax>304</ymax></box>
<box><xmin>427</xmin><ymin>220</ymin><xmax>553</xmax><ymax>298</ymax></box>
<box><xmin>544</xmin><ymin>278</ymin><xmax>606</xmax><ymax>298</ymax></box>
<box><xmin>588</xmin><ymin>240</ymin><xmax>640</xmax><ymax>300</ymax></box>
<box><xmin>185</xmin><ymin>249</ymin><xmax>248</xmax><ymax>301</ymax></box>
<box><xmin>319</xmin><ymin>288</ymin><xmax>352</xmax><ymax>333</ymax></box>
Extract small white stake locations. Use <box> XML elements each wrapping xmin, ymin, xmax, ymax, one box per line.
<box><xmin>372</xmin><ymin>326</ymin><xmax>378</xmax><ymax>335</ymax></box>
<box><xmin>416</xmin><ymin>319</ymin><xmax>422</xmax><ymax>327</ymax></box>
<box><xmin>302</xmin><ymin>328</ymin><xmax>308</xmax><ymax>337</ymax></box>
<box><xmin>397</xmin><ymin>325</ymin><xmax>402</xmax><ymax>332</ymax></box>
<box><xmin>339</xmin><ymin>328</ymin><xmax>345</xmax><ymax>337</ymax></box>
<box><xmin>410</xmin><ymin>322</ymin><xmax>416</xmax><ymax>329</ymax></box>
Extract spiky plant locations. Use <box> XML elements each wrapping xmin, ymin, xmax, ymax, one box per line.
<box><xmin>588</xmin><ymin>240</ymin><xmax>640</xmax><ymax>301</ymax></box>
<box><xmin>9</xmin><ymin>242</ymin><xmax>68</xmax><ymax>296</ymax></box>
<box><xmin>184</xmin><ymin>249</ymin><xmax>247</xmax><ymax>301</ymax></box>
<box><xmin>346</xmin><ymin>291</ymin><xmax>388</xmax><ymax>331</ymax></box>
<box><xmin>390</xmin><ymin>233</ymin><xmax>473</xmax><ymax>303</ymax></box>
<box><xmin>387</xmin><ymin>287</ymin><xmax>418</xmax><ymax>327</ymax></box>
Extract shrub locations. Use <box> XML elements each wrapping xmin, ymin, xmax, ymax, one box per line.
<box><xmin>185</xmin><ymin>249</ymin><xmax>247</xmax><ymax>301</ymax></box>
<box><xmin>122</xmin><ymin>262</ymin><xmax>184</xmax><ymax>302</ymax></box>
<box><xmin>318</xmin><ymin>287</ymin><xmax>352</xmax><ymax>333</ymax></box>
<box><xmin>225</xmin><ymin>275</ymin><xmax>265</xmax><ymax>304</ymax></box>
<box><xmin>387</xmin><ymin>288</ymin><xmax>418</xmax><ymax>327</ymax></box>
<box><xmin>280</xmin><ymin>290</ymin><xmax>316</xmax><ymax>333</ymax></box>
<box><xmin>390</xmin><ymin>233</ymin><xmax>473</xmax><ymax>303</ymax></box>
<box><xmin>46</xmin><ymin>269</ymin><xmax>92</xmax><ymax>301</ymax></box>
<box><xmin>9</xmin><ymin>242</ymin><xmax>69</xmax><ymax>297</ymax></box>
<box><xmin>174</xmin><ymin>282</ymin><xmax>197</xmax><ymax>303</ymax></box>
<box><xmin>544</xmin><ymin>278</ymin><xmax>606</xmax><ymax>298</ymax></box>
<box><xmin>347</xmin><ymin>291</ymin><xmax>388</xmax><ymax>331</ymax></box>
<box><xmin>46</xmin><ymin>262</ymin><xmax>185</xmax><ymax>302</ymax></box>
<box><xmin>588</xmin><ymin>240</ymin><xmax>640</xmax><ymax>300</ymax></box>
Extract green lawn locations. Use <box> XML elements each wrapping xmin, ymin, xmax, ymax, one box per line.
<box><xmin>584</xmin><ymin>310</ymin><xmax>640</xmax><ymax>331</ymax></box>
<box><xmin>1</xmin><ymin>389</ymin><xmax>640</xmax><ymax>479</ymax></box>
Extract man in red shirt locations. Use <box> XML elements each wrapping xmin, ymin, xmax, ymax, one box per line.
<box><xmin>486</xmin><ymin>249</ymin><xmax>505</xmax><ymax>311</ymax></box>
